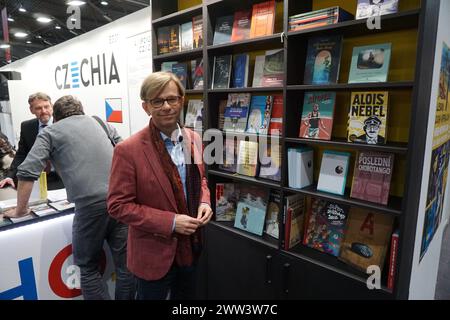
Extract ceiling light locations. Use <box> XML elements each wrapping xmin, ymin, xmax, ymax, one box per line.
<box><xmin>0</xmin><ymin>44</ymin><xmax>11</xmax><ymax>49</ymax></box>
<box><xmin>36</xmin><ymin>35</ymin><xmax>42</xmax><ymax>39</ymax></box>
<box><xmin>101</xmin><ymin>1</ymin><xmax>108</xmax><ymax>5</ymax></box>
<box><xmin>14</xmin><ymin>32</ymin><xmax>28</xmax><ymax>38</ymax></box>
<box><xmin>37</xmin><ymin>16</ymin><xmax>52</xmax><ymax>24</ymax></box>
<box><xmin>66</xmin><ymin>1</ymin><xmax>86</xmax><ymax>5</ymax></box>
<box><xmin>7</xmin><ymin>16</ymin><xmax>14</xmax><ymax>22</ymax></box>
<box><xmin>26</xmin><ymin>40</ymin><xmax>32</xmax><ymax>44</ymax></box>
<box><xmin>55</xmin><ymin>25</ymin><xmax>61</xmax><ymax>29</ymax></box>
<box><xmin>19</xmin><ymin>6</ymin><xmax>26</xmax><ymax>12</ymax></box>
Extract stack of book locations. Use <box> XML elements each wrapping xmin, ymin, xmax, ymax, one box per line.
<box><xmin>288</xmin><ymin>6</ymin><xmax>353</xmax><ymax>32</ymax></box>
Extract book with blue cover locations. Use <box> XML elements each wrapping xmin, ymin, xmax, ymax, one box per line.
<box><xmin>172</xmin><ymin>62</ymin><xmax>188</xmax><ymax>88</ymax></box>
<box><xmin>213</xmin><ymin>15</ymin><xmax>234</xmax><ymax>45</ymax></box>
<box><xmin>304</xmin><ymin>35</ymin><xmax>343</xmax><ymax>85</ymax></box>
<box><xmin>246</xmin><ymin>95</ymin><xmax>273</xmax><ymax>134</ymax></box>
<box><xmin>349</xmin><ymin>43</ymin><xmax>392</xmax><ymax>83</ymax></box>
<box><xmin>234</xmin><ymin>185</ymin><xmax>269</xmax><ymax>236</ymax></box>
<box><xmin>232</xmin><ymin>54</ymin><xmax>249</xmax><ymax>88</ymax></box>
<box><xmin>223</xmin><ymin>93</ymin><xmax>251</xmax><ymax>132</ymax></box>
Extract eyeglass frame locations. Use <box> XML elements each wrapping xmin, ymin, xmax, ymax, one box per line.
<box><xmin>145</xmin><ymin>95</ymin><xmax>183</xmax><ymax>109</ymax></box>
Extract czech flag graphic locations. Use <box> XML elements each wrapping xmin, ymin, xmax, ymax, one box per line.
<box><xmin>105</xmin><ymin>98</ymin><xmax>123</xmax><ymax>123</ymax></box>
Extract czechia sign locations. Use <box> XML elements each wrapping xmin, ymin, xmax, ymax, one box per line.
<box><xmin>55</xmin><ymin>52</ymin><xmax>120</xmax><ymax>90</ymax></box>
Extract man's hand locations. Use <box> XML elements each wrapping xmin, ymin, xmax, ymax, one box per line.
<box><xmin>174</xmin><ymin>214</ymin><xmax>201</xmax><ymax>235</ymax></box>
<box><xmin>3</xmin><ymin>207</ymin><xmax>30</xmax><ymax>218</ymax></box>
<box><xmin>0</xmin><ymin>178</ymin><xmax>15</xmax><ymax>189</ymax></box>
<box><xmin>197</xmin><ymin>203</ymin><xmax>213</xmax><ymax>226</ymax></box>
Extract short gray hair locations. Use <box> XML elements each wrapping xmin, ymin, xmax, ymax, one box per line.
<box><xmin>53</xmin><ymin>95</ymin><xmax>85</xmax><ymax>121</ymax></box>
<box><xmin>28</xmin><ymin>92</ymin><xmax>51</xmax><ymax>105</ymax></box>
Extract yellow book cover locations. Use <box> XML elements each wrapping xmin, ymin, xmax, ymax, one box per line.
<box><xmin>39</xmin><ymin>172</ymin><xmax>48</xmax><ymax>200</ymax></box>
<box><xmin>237</xmin><ymin>140</ymin><xmax>259</xmax><ymax>177</ymax></box>
<box><xmin>347</xmin><ymin>91</ymin><xmax>389</xmax><ymax>145</ymax></box>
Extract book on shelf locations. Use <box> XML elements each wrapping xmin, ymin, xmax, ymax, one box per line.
<box><xmin>237</xmin><ymin>140</ymin><xmax>259</xmax><ymax>177</ymax></box>
<box><xmin>347</xmin><ymin>91</ymin><xmax>389</xmax><ymax>145</ymax></box>
<box><xmin>223</xmin><ymin>93</ymin><xmax>251</xmax><ymax>132</ymax></box>
<box><xmin>252</xmin><ymin>55</ymin><xmax>266</xmax><ymax>87</ymax></box>
<box><xmin>288</xmin><ymin>147</ymin><xmax>314</xmax><ymax>189</ymax></box>
<box><xmin>169</xmin><ymin>24</ymin><xmax>180</xmax><ymax>53</ymax></box>
<box><xmin>348</xmin><ymin>43</ymin><xmax>392</xmax><ymax>83</ymax></box>
<box><xmin>157</xmin><ymin>26</ymin><xmax>170</xmax><ymax>55</ymax></box>
<box><xmin>231</xmin><ymin>10</ymin><xmax>252</xmax><ymax>42</ymax></box>
<box><xmin>303</xmin><ymin>198</ymin><xmax>349</xmax><ymax>256</ymax></box>
<box><xmin>215</xmin><ymin>183</ymin><xmax>240</xmax><ymax>222</ymax></box>
<box><xmin>232</xmin><ymin>54</ymin><xmax>249</xmax><ymax>88</ymax></box>
<box><xmin>303</xmin><ymin>35</ymin><xmax>343</xmax><ymax>85</ymax></box>
<box><xmin>212</xmin><ymin>55</ymin><xmax>233</xmax><ymax>89</ymax></box>
<box><xmin>234</xmin><ymin>185</ymin><xmax>269</xmax><ymax>236</ymax></box>
<box><xmin>258</xmin><ymin>143</ymin><xmax>281</xmax><ymax>182</ymax></box>
<box><xmin>261</xmin><ymin>49</ymin><xmax>284</xmax><ymax>87</ymax></box>
<box><xmin>387</xmin><ymin>229</ymin><xmax>400</xmax><ymax>291</ymax></box>
<box><xmin>339</xmin><ymin>207</ymin><xmax>394</xmax><ymax>273</ymax></box>
<box><xmin>172</xmin><ymin>62</ymin><xmax>189</xmax><ymax>88</ymax></box>
<box><xmin>161</xmin><ymin>61</ymin><xmax>178</xmax><ymax>73</ymax></box>
<box><xmin>268</xmin><ymin>94</ymin><xmax>283</xmax><ymax>135</ymax></box>
<box><xmin>350</xmin><ymin>151</ymin><xmax>395</xmax><ymax>205</ymax></box>
<box><xmin>190</xmin><ymin>58</ymin><xmax>204</xmax><ymax>90</ymax></box>
<box><xmin>249</xmin><ymin>0</ymin><xmax>276</xmax><ymax>38</ymax></box>
<box><xmin>219</xmin><ymin>138</ymin><xmax>239</xmax><ymax>173</ymax></box>
<box><xmin>317</xmin><ymin>151</ymin><xmax>351</xmax><ymax>196</ymax></box>
<box><xmin>30</xmin><ymin>203</ymin><xmax>58</xmax><ymax>217</ymax></box>
<box><xmin>218</xmin><ymin>99</ymin><xmax>228</xmax><ymax>130</ymax></box>
<box><xmin>264</xmin><ymin>191</ymin><xmax>281</xmax><ymax>239</ymax></box>
<box><xmin>299</xmin><ymin>91</ymin><xmax>336</xmax><ymax>140</ymax></box>
<box><xmin>180</xmin><ymin>21</ymin><xmax>193</xmax><ymax>51</ymax></box>
<box><xmin>213</xmin><ymin>15</ymin><xmax>234</xmax><ymax>45</ymax></box>
<box><xmin>246</xmin><ymin>95</ymin><xmax>273</xmax><ymax>134</ymax></box>
<box><xmin>356</xmin><ymin>0</ymin><xmax>399</xmax><ymax>20</ymax></box>
<box><xmin>192</xmin><ymin>15</ymin><xmax>203</xmax><ymax>49</ymax></box>
<box><xmin>288</xmin><ymin>6</ymin><xmax>353</xmax><ymax>32</ymax></box>
<box><xmin>49</xmin><ymin>200</ymin><xmax>75</xmax><ymax>212</ymax></box>
<box><xmin>284</xmin><ymin>194</ymin><xmax>306</xmax><ymax>250</ymax></box>
<box><xmin>184</xmin><ymin>99</ymin><xmax>203</xmax><ymax>129</ymax></box>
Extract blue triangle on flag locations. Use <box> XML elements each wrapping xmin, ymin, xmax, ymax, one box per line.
<box><xmin>105</xmin><ymin>100</ymin><xmax>113</xmax><ymax>118</ymax></box>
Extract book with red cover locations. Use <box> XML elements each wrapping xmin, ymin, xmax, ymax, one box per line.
<box><xmin>231</xmin><ymin>10</ymin><xmax>252</xmax><ymax>42</ymax></box>
<box><xmin>269</xmin><ymin>94</ymin><xmax>283</xmax><ymax>135</ymax></box>
<box><xmin>387</xmin><ymin>229</ymin><xmax>399</xmax><ymax>291</ymax></box>
<box><xmin>350</xmin><ymin>151</ymin><xmax>394</xmax><ymax>205</ymax></box>
<box><xmin>249</xmin><ymin>0</ymin><xmax>276</xmax><ymax>38</ymax></box>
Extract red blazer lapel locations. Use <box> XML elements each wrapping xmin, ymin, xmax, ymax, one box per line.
<box><xmin>141</xmin><ymin>131</ymin><xmax>178</xmax><ymax>212</ymax></box>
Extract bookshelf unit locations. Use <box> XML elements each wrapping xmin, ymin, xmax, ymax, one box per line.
<box><xmin>151</xmin><ymin>0</ymin><xmax>441</xmax><ymax>299</ymax></box>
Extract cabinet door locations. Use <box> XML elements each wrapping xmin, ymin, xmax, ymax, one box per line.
<box><xmin>302</xmin><ymin>260</ymin><xmax>393</xmax><ymax>300</ymax></box>
<box><xmin>206</xmin><ymin>223</ymin><xmax>279</xmax><ymax>299</ymax></box>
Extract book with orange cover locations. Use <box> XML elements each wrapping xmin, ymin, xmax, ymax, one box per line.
<box><xmin>231</xmin><ymin>10</ymin><xmax>252</xmax><ymax>42</ymax></box>
<box><xmin>249</xmin><ymin>0</ymin><xmax>275</xmax><ymax>38</ymax></box>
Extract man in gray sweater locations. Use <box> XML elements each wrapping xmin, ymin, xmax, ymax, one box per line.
<box><xmin>5</xmin><ymin>95</ymin><xmax>135</xmax><ymax>300</ymax></box>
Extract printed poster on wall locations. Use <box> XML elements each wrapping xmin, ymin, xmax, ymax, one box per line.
<box><xmin>420</xmin><ymin>42</ymin><xmax>450</xmax><ymax>260</ymax></box>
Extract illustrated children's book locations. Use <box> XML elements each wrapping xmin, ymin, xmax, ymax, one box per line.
<box><xmin>234</xmin><ymin>185</ymin><xmax>269</xmax><ymax>236</ymax></box>
<box><xmin>348</xmin><ymin>43</ymin><xmax>392</xmax><ymax>83</ymax></box>
<box><xmin>299</xmin><ymin>91</ymin><xmax>336</xmax><ymax>140</ymax></box>
<box><xmin>303</xmin><ymin>198</ymin><xmax>349</xmax><ymax>256</ymax></box>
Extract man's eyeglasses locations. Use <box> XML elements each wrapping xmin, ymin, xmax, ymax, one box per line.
<box><xmin>147</xmin><ymin>96</ymin><xmax>182</xmax><ymax>108</ymax></box>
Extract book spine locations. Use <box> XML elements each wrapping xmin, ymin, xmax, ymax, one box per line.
<box><xmin>387</xmin><ymin>231</ymin><xmax>399</xmax><ymax>291</ymax></box>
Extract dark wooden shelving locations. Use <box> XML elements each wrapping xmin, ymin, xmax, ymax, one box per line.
<box><xmin>287</xmin><ymin>9</ymin><xmax>420</xmax><ymax>38</ymax></box>
<box><xmin>208</xmin><ymin>169</ymin><xmax>282</xmax><ymax>189</ymax></box>
<box><xmin>285</xmin><ymin>137</ymin><xmax>408</xmax><ymax>154</ymax></box>
<box><xmin>153</xmin><ymin>47</ymin><xmax>203</xmax><ymax>62</ymax></box>
<box><xmin>284</xmin><ymin>186</ymin><xmax>402</xmax><ymax>216</ymax></box>
<box><xmin>208</xmin><ymin>86</ymin><xmax>283</xmax><ymax>93</ymax></box>
<box><xmin>209</xmin><ymin>221</ymin><xmax>279</xmax><ymax>249</ymax></box>
<box><xmin>152</xmin><ymin>4</ymin><xmax>203</xmax><ymax>26</ymax></box>
<box><xmin>207</xmin><ymin>33</ymin><xmax>283</xmax><ymax>54</ymax></box>
<box><xmin>287</xmin><ymin>81</ymin><xmax>414</xmax><ymax>91</ymax></box>
<box><xmin>284</xmin><ymin>245</ymin><xmax>393</xmax><ymax>294</ymax></box>
<box><xmin>185</xmin><ymin>89</ymin><xmax>204</xmax><ymax>94</ymax></box>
